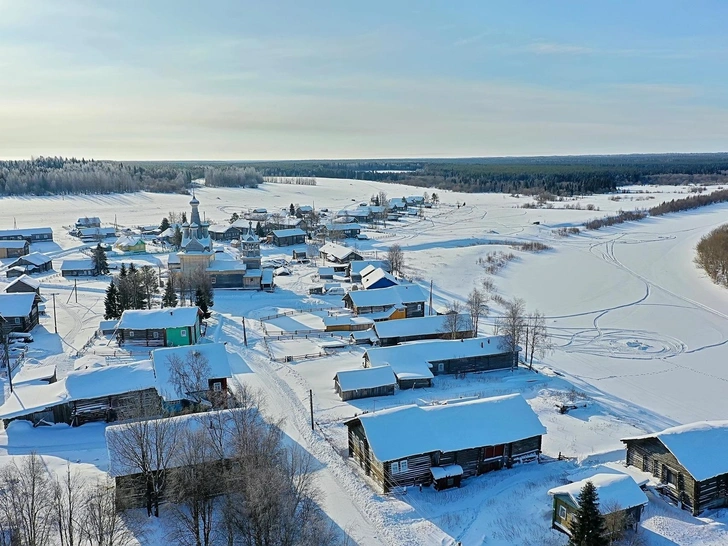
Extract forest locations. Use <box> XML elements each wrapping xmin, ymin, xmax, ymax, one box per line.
<box><xmin>3</xmin><ymin>154</ymin><xmax>728</xmax><ymax>197</ymax></box>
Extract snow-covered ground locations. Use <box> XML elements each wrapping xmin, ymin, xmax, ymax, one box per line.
<box><xmin>1</xmin><ymin>179</ymin><xmax>728</xmax><ymax>544</ymax></box>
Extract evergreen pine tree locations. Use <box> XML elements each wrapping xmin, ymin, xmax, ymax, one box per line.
<box><xmin>117</xmin><ymin>264</ymin><xmax>130</xmax><ymax>312</ymax></box>
<box><xmin>195</xmin><ymin>287</ymin><xmax>210</xmax><ymax>319</ymax></box>
<box><xmin>103</xmin><ymin>281</ymin><xmax>121</xmax><ymax>319</ymax></box>
<box><xmin>289</xmin><ymin>203</ymin><xmax>295</xmax><ymax>216</ymax></box>
<box><xmin>171</xmin><ymin>226</ymin><xmax>182</xmax><ymax>248</ymax></box>
<box><xmin>182</xmin><ymin>212</ymin><xmax>187</xmax><ymax>223</ymax></box>
<box><xmin>568</xmin><ymin>481</ymin><xmax>608</xmax><ymax>546</ymax></box>
<box><xmin>160</xmin><ymin>217</ymin><xmax>170</xmax><ymax>232</ymax></box>
<box><xmin>92</xmin><ymin>243</ymin><xmax>109</xmax><ymax>275</ymax></box>
<box><xmin>162</xmin><ymin>278</ymin><xmax>178</xmax><ymax>308</ymax></box>
<box><xmin>255</xmin><ymin>221</ymin><xmax>264</xmax><ymax>237</ymax></box>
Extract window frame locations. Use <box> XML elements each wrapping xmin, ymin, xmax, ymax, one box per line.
<box><xmin>558</xmin><ymin>505</ymin><xmax>567</xmax><ymax>519</ymax></box>
<box><xmin>390</xmin><ymin>462</ymin><xmax>399</xmax><ymax>474</ymax></box>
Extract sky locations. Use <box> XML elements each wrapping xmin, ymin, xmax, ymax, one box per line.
<box><xmin>1</xmin><ymin>0</ymin><xmax>727</xmax><ymax>160</ymax></box>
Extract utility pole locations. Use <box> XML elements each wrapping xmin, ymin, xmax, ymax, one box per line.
<box><xmin>309</xmin><ymin>389</ymin><xmax>314</xmax><ymax>431</ymax></box>
<box><xmin>74</xmin><ymin>279</ymin><xmax>78</xmax><ymax>303</ymax></box>
<box><xmin>52</xmin><ymin>293</ymin><xmax>58</xmax><ymax>334</ymax></box>
<box><xmin>429</xmin><ymin>280</ymin><xmax>433</xmax><ymax>316</ymax></box>
<box><xmin>242</xmin><ymin>317</ymin><xmax>248</xmax><ymax>347</ymax></box>
<box><xmin>3</xmin><ymin>332</ymin><xmax>12</xmax><ymax>393</ymax></box>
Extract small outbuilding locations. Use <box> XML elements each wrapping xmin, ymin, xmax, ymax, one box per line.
<box><xmin>272</xmin><ymin>228</ymin><xmax>307</xmax><ymax>247</ymax></box>
<box><xmin>334</xmin><ymin>366</ymin><xmax>397</xmax><ymax>401</ymax></box>
<box><xmin>361</xmin><ymin>267</ymin><xmax>398</xmax><ymax>290</ymax></box>
<box><xmin>7</xmin><ymin>252</ymin><xmax>53</xmax><ymax>277</ymax></box>
<box><xmin>0</xmin><ymin>240</ymin><xmax>29</xmax><ymax>259</ymax></box>
<box><xmin>60</xmin><ymin>259</ymin><xmax>97</xmax><ymax>277</ymax></box>
<box><xmin>0</xmin><ymin>293</ymin><xmax>40</xmax><ymax>333</ymax></box>
<box><xmin>5</xmin><ymin>275</ymin><xmax>41</xmax><ymax>296</ymax></box>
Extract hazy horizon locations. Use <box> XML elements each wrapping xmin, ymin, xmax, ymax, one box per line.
<box><xmin>2</xmin><ymin>1</ymin><xmax>726</xmax><ymax>160</ymax></box>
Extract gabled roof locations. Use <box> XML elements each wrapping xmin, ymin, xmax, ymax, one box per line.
<box><xmin>13</xmin><ymin>252</ymin><xmax>52</xmax><ymax>267</ymax></box>
<box><xmin>366</xmin><ymin>336</ymin><xmax>510</xmax><ymax>368</ymax></box>
<box><xmin>0</xmin><ymin>240</ymin><xmax>28</xmax><ymax>249</ymax></box>
<box><xmin>319</xmin><ymin>242</ymin><xmax>359</xmax><ymax>261</ymax></box>
<box><xmin>334</xmin><ymin>366</ymin><xmax>396</xmax><ymax>392</ymax></box>
<box><xmin>0</xmin><ymin>293</ymin><xmax>36</xmax><ymax>317</ymax></box>
<box><xmin>346</xmin><ymin>394</ymin><xmax>545</xmax><ymax>462</ymax></box>
<box><xmin>349</xmin><ymin>260</ymin><xmax>389</xmax><ymax>275</ymax></box>
<box><xmin>76</xmin><ymin>217</ymin><xmax>101</xmax><ymax>224</ymax></box>
<box><xmin>114</xmin><ymin>235</ymin><xmax>145</xmax><ymax>248</ymax></box>
<box><xmin>548</xmin><ymin>473</ymin><xmax>648</xmax><ymax>512</ymax></box>
<box><xmin>78</xmin><ymin>227</ymin><xmax>115</xmax><ymax>237</ymax></box>
<box><xmin>118</xmin><ymin>307</ymin><xmax>200</xmax><ymax>330</ymax></box>
<box><xmin>361</xmin><ymin>268</ymin><xmax>398</xmax><ymax>290</ymax></box>
<box><xmin>346</xmin><ymin>284</ymin><xmax>427</xmax><ymax>308</ymax></box>
<box><xmin>324</xmin><ymin>222</ymin><xmax>361</xmax><ymax>231</ymax></box>
<box><xmin>6</xmin><ymin>275</ymin><xmax>40</xmax><ymax>291</ymax></box>
<box><xmin>0</xmin><ymin>227</ymin><xmax>52</xmax><ymax>237</ymax></box>
<box><xmin>272</xmin><ymin>228</ymin><xmax>306</xmax><ymax>238</ymax></box>
<box><xmin>151</xmin><ymin>343</ymin><xmax>232</xmax><ymax>401</ymax></box>
<box><xmin>623</xmin><ymin>421</ymin><xmax>728</xmax><ymax>481</ymax></box>
<box><xmin>208</xmin><ymin>224</ymin><xmax>238</xmax><ymax>233</ymax></box>
<box><xmin>60</xmin><ymin>259</ymin><xmax>94</xmax><ymax>271</ymax></box>
<box><xmin>373</xmin><ymin>314</ymin><xmax>473</xmax><ymax>340</ymax></box>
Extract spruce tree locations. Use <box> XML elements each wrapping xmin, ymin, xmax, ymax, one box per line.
<box><xmin>103</xmin><ymin>282</ymin><xmax>121</xmax><ymax>319</ymax></box>
<box><xmin>117</xmin><ymin>264</ymin><xmax>130</xmax><ymax>312</ymax></box>
<box><xmin>171</xmin><ymin>226</ymin><xmax>182</xmax><ymax>248</ymax></box>
<box><xmin>92</xmin><ymin>243</ymin><xmax>109</xmax><ymax>275</ymax></box>
<box><xmin>195</xmin><ymin>287</ymin><xmax>210</xmax><ymax>319</ymax></box>
<box><xmin>255</xmin><ymin>221</ymin><xmax>264</xmax><ymax>237</ymax></box>
<box><xmin>160</xmin><ymin>217</ymin><xmax>170</xmax><ymax>232</ymax></box>
<box><xmin>162</xmin><ymin>279</ymin><xmax>178</xmax><ymax>308</ymax></box>
<box><xmin>569</xmin><ymin>481</ymin><xmax>608</xmax><ymax>546</ymax></box>
<box><xmin>289</xmin><ymin>203</ymin><xmax>295</xmax><ymax>216</ymax></box>
<box><xmin>182</xmin><ymin>212</ymin><xmax>187</xmax><ymax>223</ymax></box>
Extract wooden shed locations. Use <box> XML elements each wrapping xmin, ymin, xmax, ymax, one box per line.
<box><xmin>345</xmin><ymin>394</ymin><xmax>545</xmax><ymax>493</ymax></box>
<box><xmin>623</xmin><ymin>421</ymin><xmax>728</xmax><ymax>515</ymax></box>
<box><xmin>334</xmin><ymin>366</ymin><xmax>396</xmax><ymax>401</ymax></box>
<box><xmin>0</xmin><ymin>240</ymin><xmax>29</xmax><ymax>259</ymax></box>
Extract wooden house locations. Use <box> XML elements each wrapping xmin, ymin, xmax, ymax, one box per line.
<box><xmin>0</xmin><ymin>227</ymin><xmax>53</xmax><ymax>243</ymax></box>
<box><xmin>323</xmin><ymin>222</ymin><xmax>361</xmax><ymax>239</ymax></box>
<box><xmin>75</xmin><ymin>217</ymin><xmax>101</xmax><ymax>229</ymax></box>
<box><xmin>151</xmin><ymin>343</ymin><xmax>233</xmax><ymax>410</ymax></box>
<box><xmin>0</xmin><ymin>358</ymin><xmax>161</xmax><ymax>427</ymax></box>
<box><xmin>209</xmin><ymin>224</ymin><xmax>243</xmax><ymax>241</ymax></box>
<box><xmin>334</xmin><ymin>366</ymin><xmax>396</xmax><ymax>401</ymax></box>
<box><xmin>0</xmin><ymin>293</ymin><xmax>40</xmax><ymax>333</ymax></box>
<box><xmin>114</xmin><ymin>236</ymin><xmax>146</xmax><ymax>253</ymax></box>
<box><xmin>117</xmin><ymin>307</ymin><xmax>202</xmax><ymax>347</ymax></box>
<box><xmin>373</xmin><ymin>314</ymin><xmax>474</xmax><ymax>346</ymax></box>
<box><xmin>622</xmin><ymin>421</ymin><xmax>728</xmax><ymax>515</ymax></box>
<box><xmin>5</xmin><ymin>275</ymin><xmax>41</xmax><ymax>296</ymax></box>
<box><xmin>361</xmin><ymin>267</ymin><xmax>398</xmax><ymax>290</ymax></box>
<box><xmin>60</xmin><ymin>259</ymin><xmax>97</xmax><ymax>277</ymax></box>
<box><xmin>345</xmin><ymin>394</ymin><xmax>545</xmax><ymax>493</ymax></box>
<box><xmin>8</xmin><ymin>252</ymin><xmax>53</xmax><ymax>276</ymax></box>
<box><xmin>364</xmin><ymin>336</ymin><xmax>514</xmax><ymax>389</ymax></box>
<box><xmin>319</xmin><ymin>242</ymin><xmax>363</xmax><ymax>264</ymax></box>
<box><xmin>272</xmin><ymin>228</ymin><xmax>307</xmax><ymax>247</ymax></box>
<box><xmin>344</xmin><ymin>284</ymin><xmax>427</xmax><ymax>320</ymax></box>
<box><xmin>0</xmin><ymin>240</ymin><xmax>29</xmax><ymax>259</ymax></box>
<box><xmin>349</xmin><ymin>260</ymin><xmax>390</xmax><ymax>282</ymax></box>
<box><xmin>549</xmin><ymin>473</ymin><xmax>648</xmax><ymax>536</ymax></box>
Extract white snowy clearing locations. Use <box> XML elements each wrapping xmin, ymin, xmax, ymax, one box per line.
<box><xmin>1</xmin><ymin>178</ymin><xmax>728</xmax><ymax>545</ymax></box>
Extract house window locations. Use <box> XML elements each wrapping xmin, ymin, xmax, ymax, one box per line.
<box><xmin>399</xmin><ymin>460</ymin><xmax>408</xmax><ymax>472</ymax></box>
<box><xmin>391</xmin><ymin>462</ymin><xmax>400</xmax><ymax>474</ymax></box>
<box><xmin>211</xmin><ymin>277</ymin><xmax>216</xmax><ymax>284</ymax></box>
<box><xmin>13</xmin><ymin>317</ymin><xmax>20</xmax><ymax>325</ymax></box>
<box><xmin>417</xmin><ymin>304</ymin><xmax>422</xmax><ymax>311</ymax></box>
<box><xmin>437</xmin><ymin>362</ymin><xmax>445</xmax><ymax>373</ymax></box>
<box><xmin>128</xmin><ymin>330</ymin><xmax>135</xmax><ymax>338</ymax></box>
<box><xmin>180</xmin><ymin>330</ymin><xmax>187</xmax><ymax>337</ymax></box>
<box><xmin>212</xmin><ymin>381</ymin><xmax>222</xmax><ymax>392</ymax></box>
<box><xmin>558</xmin><ymin>505</ymin><xmax>567</xmax><ymax>519</ymax></box>
<box><xmin>153</xmin><ymin>331</ymin><xmax>160</xmax><ymax>339</ymax></box>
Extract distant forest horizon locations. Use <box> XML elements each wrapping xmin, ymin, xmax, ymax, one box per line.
<box><xmin>2</xmin><ymin>153</ymin><xmax>728</xmax><ymax>197</ymax></box>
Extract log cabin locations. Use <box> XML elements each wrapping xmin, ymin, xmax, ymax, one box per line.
<box><xmin>343</xmin><ymin>284</ymin><xmax>427</xmax><ymax>320</ymax></box>
<box><xmin>623</xmin><ymin>421</ymin><xmax>728</xmax><ymax>515</ymax></box>
<box><xmin>117</xmin><ymin>307</ymin><xmax>202</xmax><ymax>347</ymax></box>
<box><xmin>345</xmin><ymin>394</ymin><xmax>545</xmax><ymax>493</ymax></box>
<box><xmin>334</xmin><ymin>366</ymin><xmax>397</xmax><ymax>401</ymax></box>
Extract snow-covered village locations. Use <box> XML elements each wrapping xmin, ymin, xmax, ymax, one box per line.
<box><xmin>0</xmin><ymin>174</ymin><xmax>727</xmax><ymax>545</ymax></box>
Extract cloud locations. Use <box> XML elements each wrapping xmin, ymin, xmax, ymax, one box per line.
<box><xmin>523</xmin><ymin>42</ymin><xmax>594</xmax><ymax>55</ymax></box>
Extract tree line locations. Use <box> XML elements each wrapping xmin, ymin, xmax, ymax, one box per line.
<box><xmin>695</xmin><ymin>224</ymin><xmax>728</xmax><ymax>288</ymax></box>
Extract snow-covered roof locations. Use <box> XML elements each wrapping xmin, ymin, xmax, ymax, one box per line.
<box><xmin>114</xmin><ymin>235</ymin><xmax>145</xmax><ymax>248</ymax></box>
<box><xmin>325</xmin><ymin>222</ymin><xmax>361</xmax><ymax>231</ymax></box>
<box><xmin>320</xmin><ymin>242</ymin><xmax>359</xmax><ymax>261</ymax></box>
<box><xmin>0</xmin><ymin>240</ymin><xmax>28</xmax><ymax>249</ymax></box>
<box><xmin>334</xmin><ymin>366</ymin><xmax>397</xmax><ymax>392</ymax></box>
<box><xmin>107</xmin><ymin>408</ymin><xmax>254</xmax><ymax>476</ymax></box>
<box><xmin>5</xmin><ymin>275</ymin><xmax>40</xmax><ymax>291</ymax></box>
<box><xmin>366</xmin><ymin>336</ymin><xmax>511</xmax><ymax>370</ymax></box>
<box><xmin>361</xmin><ymin>268</ymin><xmax>398</xmax><ymax>289</ymax></box>
<box><xmin>60</xmin><ymin>259</ymin><xmax>94</xmax><ymax>271</ymax></box>
<box><xmin>548</xmin><ymin>473</ymin><xmax>648</xmax><ymax>512</ymax></box>
<box><xmin>0</xmin><ymin>293</ymin><xmax>36</xmax><ymax>317</ymax></box>
<box><xmin>351</xmin><ymin>329</ymin><xmax>377</xmax><ymax>342</ymax></box>
<box><xmin>76</xmin><ymin>217</ymin><xmax>101</xmax><ymax>224</ymax></box>
<box><xmin>623</xmin><ymin>421</ymin><xmax>728</xmax><ymax>481</ymax></box>
<box><xmin>272</xmin><ymin>228</ymin><xmax>306</xmax><ymax>238</ymax></box>
<box><xmin>350</xmin><ymin>260</ymin><xmax>389</xmax><ymax>275</ymax></box>
<box><xmin>0</xmin><ymin>227</ymin><xmax>52</xmax><ymax>237</ymax></box>
<box><xmin>13</xmin><ymin>252</ymin><xmax>52</xmax><ymax>266</ymax></box>
<box><xmin>430</xmin><ymin>465</ymin><xmax>463</xmax><ymax>479</ymax></box>
<box><xmin>347</xmin><ymin>394</ymin><xmax>545</xmax><ymax>462</ymax></box>
<box><xmin>346</xmin><ymin>284</ymin><xmax>427</xmax><ymax>308</ymax></box>
<box><xmin>79</xmin><ymin>227</ymin><xmax>115</xmax><ymax>237</ymax></box>
<box><xmin>151</xmin><ymin>343</ymin><xmax>232</xmax><ymax>401</ymax></box>
<box><xmin>0</xmin><ymin>360</ymin><xmax>156</xmax><ymax>420</ymax></box>
<box><xmin>167</xmin><ymin>253</ymin><xmax>180</xmax><ymax>264</ymax></box>
<box><xmin>261</xmin><ymin>269</ymin><xmax>273</xmax><ymax>284</ymax></box>
<box><xmin>209</xmin><ymin>224</ymin><xmax>236</xmax><ymax>233</ymax></box>
<box><xmin>207</xmin><ymin>260</ymin><xmax>246</xmax><ymax>271</ymax></box>
<box><xmin>360</xmin><ymin>264</ymin><xmax>376</xmax><ymax>278</ymax></box>
<box><xmin>318</xmin><ymin>267</ymin><xmax>335</xmax><ymax>276</ymax></box>
<box><xmin>118</xmin><ymin>307</ymin><xmax>200</xmax><ymax>330</ymax></box>
<box><xmin>373</xmin><ymin>314</ymin><xmax>473</xmax><ymax>340</ymax></box>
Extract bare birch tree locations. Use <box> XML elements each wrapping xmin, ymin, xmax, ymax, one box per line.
<box><xmin>0</xmin><ymin>453</ymin><xmax>54</xmax><ymax>546</ymax></box>
<box><xmin>440</xmin><ymin>301</ymin><xmax>467</xmax><ymax>340</ymax></box>
<box><xmin>466</xmin><ymin>287</ymin><xmax>489</xmax><ymax>336</ymax></box>
<box><xmin>524</xmin><ymin>310</ymin><xmax>552</xmax><ymax>370</ymax></box>
<box><xmin>53</xmin><ymin>464</ymin><xmax>86</xmax><ymax>546</ymax></box>
<box><xmin>495</xmin><ymin>297</ymin><xmax>526</xmax><ymax>370</ymax></box>
<box><xmin>387</xmin><ymin>244</ymin><xmax>405</xmax><ymax>277</ymax></box>
<box><xmin>82</xmin><ymin>479</ymin><xmax>139</xmax><ymax>546</ymax></box>
<box><xmin>165</xmin><ymin>350</ymin><xmax>212</xmax><ymax>405</ymax></box>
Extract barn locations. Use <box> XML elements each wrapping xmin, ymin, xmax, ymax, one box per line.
<box><xmin>0</xmin><ymin>240</ymin><xmax>29</xmax><ymax>259</ymax></box>
<box><xmin>373</xmin><ymin>314</ymin><xmax>474</xmax><ymax>346</ymax></box>
<box><xmin>334</xmin><ymin>366</ymin><xmax>396</xmax><ymax>401</ymax></box>
<box><xmin>7</xmin><ymin>252</ymin><xmax>53</xmax><ymax>277</ymax></box>
<box><xmin>345</xmin><ymin>394</ymin><xmax>545</xmax><ymax>493</ymax></box>
<box><xmin>622</xmin><ymin>421</ymin><xmax>728</xmax><ymax>515</ymax></box>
